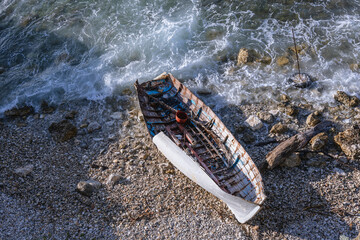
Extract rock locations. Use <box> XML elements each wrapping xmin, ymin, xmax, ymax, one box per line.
<box><xmin>334</xmin><ymin>91</ymin><xmax>360</xmax><ymax>107</ymax></box>
<box><xmin>106</xmin><ymin>173</ymin><xmax>122</xmax><ymax>186</ymax></box>
<box><xmin>350</xmin><ymin>63</ymin><xmax>359</xmax><ymax>72</ymax></box>
<box><xmin>257</xmin><ymin>112</ymin><xmax>274</xmax><ymax>123</ymax></box>
<box><xmin>276</xmin><ymin>56</ymin><xmax>289</xmax><ymax>66</ymax></box>
<box><xmin>280</xmin><ymin>94</ymin><xmax>290</xmax><ymax>103</ymax></box>
<box><xmin>288</xmin><ymin>73</ymin><xmax>313</xmax><ymax>88</ymax></box>
<box><xmin>257</xmin><ymin>55</ymin><xmax>272</xmax><ymax>65</ymax></box>
<box><xmin>289</xmin><ymin>43</ymin><xmax>307</xmax><ymax>55</ymax></box>
<box><xmin>14</xmin><ymin>164</ymin><xmax>34</xmax><ymax>177</ymax></box>
<box><xmin>110</xmin><ymin>112</ymin><xmax>123</xmax><ymax>120</ymax></box>
<box><xmin>333</xmin><ymin>168</ymin><xmax>346</xmax><ymax>176</ymax></box>
<box><xmin>245</xmin><ymin>115</ymin><xmax>263</xmax><ymax>131</ymax></box>
<box><xmin>76</xmin><ymin>181</ymin><xmax>94</xmax><ymax>197</ymax></box>
<box><xmin>87</xmin><ymin>121</ymin><xmax>101</xmax><ymax>133</ymax></box>
<box><xmin>306</xmin><ymin>158</ymin><xmax>326</xmax><ymax>167</ymax></box>
<box><xmin>196</xmin><ymin>89</ymin><xmax>212</xmax><ymax>96</ymax></box>
<box><xmin>41</xmin><ymin>101</ymin><xmax>56</xmax><ymax>114</ymax></box>
<box><xmin>236</xmin><ymin>48</ymin><xmax>259</xmax><ymax>65</ymax></box>
<box><xmin>242</xmin><ymin>131</ymin><xmax>255</xmax><ymax>144</ymax></box>
<box><xmin>286</xmin><ymin>106</ymin><xmax>298</xmax><ymax>116</ymax></box>
<box><xmin>65</xmin><ymin>110</ymin><xmax>78</xmax><ymax>119</ymax></box>
<box><xmin>334</xmin><ymin>127</ymin><xmax>360</xmax><ymax>160</ymax></box>
<box><xmin>86</xmin><ymin>179</ymin><xmax>102</xmax><ymax>190</ymax></box>
<box><xmin>48</xmin><ymin>120</ymin><xmax>77</xmax><ymax>142</ymax></box>
<box><xmin>281</xmin><ymin>153</ymin><xmax>301</xmax><ymax>167</ymax></box>
<box><xmin>108</xmin><ymin>134</ymin><xmax>116</xmax><ymax>141</ymax></box>
<box><xmin>0</xmin><ymin>67</ymin><xmax>5</xmax><ymax>74</ymax></box>
<box><xmin>306</xmin><ymin>112</ymin><xmax>321</xmax><ymax>127</ymax></box>
<box><xmin>5</xmin><ymin>106</ymin><xmax>34</xmax><ymax>117</ymax></box>
<box><xmin>309</xmin><ymin>132</ymin><xmax>328</xmax><ymax>151</ymax></box>
<box><xmin>270</xmin><ymin>122</ymin><xmax>288</xmax><ymax>134</ymax></box>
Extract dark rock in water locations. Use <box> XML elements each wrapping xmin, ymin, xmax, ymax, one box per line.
<box><xmin>276</xmin><ymin>56</ymin><xmax>290</xmax><ymax>66</ymax></box>
<box><xmin>49</xmin><ymin>120</ymin><xmax>77</xmax><ymax>142</ymax></box>
<box><xmin>236</xmin><ymin>48</ymin><xmax>260</xmax><ymax>65</ymax></box>
<box><xmin>5</xmin><ymin>106</ymin><xmax>34</xmax><ymax>117</ymax></box>
<box><xmin>0</xmin><ymin>67</ymin><xmax>5</xmax><ymax>74</ymax></box>
<box><xmin>334</xmin><ymin>126</ymin><xmax>360</xmax><ymax>160</ymax></box>
<box><xmin>196</xmin><ymin>89</ymin><xmax>212</xmax><ymax>96</ymax></box>
<box><xmin>65</xmin><ymin>110</ymin><xmax>78</xmax><ymax>120</ymax></box>
<box><xmin>41</xmin><ymin>101</ymin><xmax>56</xmax><ymax>114</ymax></box>
<box><xmin>334</xmin><ymin>91</ymin><xmax>359</xmax><ymax>107</ymax></box>
<box><xmin>288</xmin><ymin>73</ymin><xmax>313</xmax><ymax>88</ymax></box>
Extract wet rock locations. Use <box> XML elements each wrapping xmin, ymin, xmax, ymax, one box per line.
<box><xmin>289</xmin><ymin>43</ymin><xmax>307</xmax><ymax>55</ymax></box>
<box><xmin>306</xmin><ymin>112</ymin><xmax>321</xmax><ymax>127</ymax></box>
<box><xmin>334</xmin><ymin>91</ymin><xmax>360</xmax><ymax>107</ymax></box>
<box><xmin>236</xmin><ymin>48</ymin><xmax>259</xmax><ymax>65</ymax></box>
<box><xmin>76</xmin><ymin>181</ymin><xmax>94</xmax><ymax>197</ymax></box>
<box><xmin>334</xmin><ymin>127</ymin><xmax>360</xmax><ymax>160</ymax></box>
<box><xmin>49</xmin><ymin>120</ymin><xmax>77</xmax><ymax>142</ymax></box>
<box><xmin>14</xmin><ymin>164</ymin><xmax>34</xmax><ymax>177</ymax></box>
<box><xmin>0</xmin><ymin>67</ymin><xmax>5</xmax><ymax>74</ymax></box>
<box><xmin>281</xmin><ymin>153</ymin><xmax>301</xmax><ymax>167</ymax></box>
<box><xmin>280</xmin><ymin>94</ymin><xmax>290</xmax><ymax>103</ymax></box>
<box><xmin>197</xmin><ymin>89</ymin><xmax>212</xmax><ymax>96</ymax></box>
<box><xmin>257</xmin><ymin>112</ymin><xmax>274</xmax><ymax>123</ymax></box>
<box><xmin>349</xmin><ymin>63</ymin><xmax>359</xmax><ymax>72</ymax></box>
<box><xmin>87</xmin><ymin>121</ymin><xmax>101</xmax><ymax>133</ymax></box>
<box><xmin>276</xmin><ymin>56</ymin><xmax>289</xmax><ymax>66</ymax></box>
<box><xmin>65</xmin><ymin>110</ymin><xmax>78</xmax><ymax>120</ymax></box>
<box><xmin>288</xmin><ymin>73</ymin><xmax>313</xmax><ymax>88</ymax></box>
<box><xmin>5</xmin><ymin>106</ymin><xmax>34</xmax><ymax>117</ymax></box>
<box><xmin>106</xmin><ymin>173</ymin><xmax>122</xmax><ymax>186</ymax></box>
<box><xmin>309</xmin><ymin>132</ymin><xmax>328</xmax><ymax>151</ymax></box>
<box><xmin>270</xmin><ymin>122</ymin><xmax>288</xmax><ymax>134</ymax></box>
<box><xmin>286</xmin><ymin>106</ymin><xmax>298</xmax><ymax>116</ymax></box>
<box><xmin>41</xmin><ymin>101</ymin><xmax>56</xmax><ymax>114</ymax></box>
<box><xmin>245</xmin><ymin>115</ymin><xmax>263</xmax><ymax>131</ymax></box>
<box><xmin>257</xmin><ymin>55</ymin><xmax>272</xmax><ymax>65</ymax></box>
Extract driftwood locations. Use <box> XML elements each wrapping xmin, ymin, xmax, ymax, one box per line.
<box><xmin>266</xmin><ymin>121</ymin><xmax>332</xmax><ymax>169</ymax></box>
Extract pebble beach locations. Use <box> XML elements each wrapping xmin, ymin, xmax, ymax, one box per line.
<box><xmin>1</xmin><ymin>89</ymin><xmax>359</xmax><ymax>240</ymax></box>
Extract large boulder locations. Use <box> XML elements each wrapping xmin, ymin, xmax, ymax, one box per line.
<box><xmin>334</xmin><ymin>127</ymin><xmax>360</xmax><ymax>160</ymax></box>
<box><xmin>49</xmin><ymin>120</ymin><xmax>77</xmax><ymax>142</ymax></box>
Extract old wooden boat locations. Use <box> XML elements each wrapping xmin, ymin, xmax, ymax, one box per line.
<box><xmin>135</xmin><ymin>73</ymin><xmax>266</xmax><ymax>223</ymax></box>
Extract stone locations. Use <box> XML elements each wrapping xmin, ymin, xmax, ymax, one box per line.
<box><xmin>196</xmin><ymin>89</ymin><xmax>212</xmax><ymax>96</ymax></box>
<box><xmin>108</xmin><ymin>134</ymin><xmax>116</xmax><ymax>141</ymax></box>
<box><xmin>257</xmin><ymin>55</ymin><xmax>272</xmax><ymax>65</ymax></box>
<box><xmin>280</xmin><ymin>94</ymin><xmax>290</xmax><ymax>103</ymax></box>
<box><xmin>276</xmin><ymin>56</ymin><xmax>289</xmax><ymax>66</ymax></box>
<box><xmin>334</xmin><ymin>91</ymin><xmax>360</xmax><ymax>107</ymax></box>
<box><xmin>306</xmin><ymin>158</ymin><xmax>326</xmax><ymax>167</ymax></box>
<box><xmin>236</xmin><ymin>48</ymin><xmax>259</xmax><ymax>65</ymax></box>
<box><xmin>87</xmin><ymin>121</ymin><xmax>101</xmax><ymax>133</ymax></box>
<box><xmin>245</xmin><ymin>115</ymin><xmax>263</xmax><ymax>131</ymax></box>
<box><xmin>65</xmin><ymin>110</ymin><xmax>78</xmax><ymax>120</ymax></box>
<box><xmin>286</xmin><ymin>106</ymin><xmax>298</xmax><ymax>116</ymax></box>
<box><xmin>0</xmin><ymin>67</ymin><xmax>5</xmax><ymax>74</ymax></box>
<box><xmin>110</xmin><ymin>112</ymin><xmax>123</xmax><ymax>120</ymax></box>
<box><xmin>349</xmin><ymin>63</ymin><xmax>359</xmax><ymax>72</ymax></box>
<box><xmin>281</xmin><ymin>153</ymin><xmax>301</xmax><ymax>167</ymax></box>
<box><xmin>333</xmin><ymin>168</ymin><xmax>346</xmax><ymax>176</ymax></box>
<box><xmin>306</xmin><ymin>113</ymin><xmax>320</xmax><ymax>127</ymax></box>
<box><xmin>14</xmin><ymin>164</ymin><xmax>34</xmax><ymax>177</ymax></box>
<box><xmin>242</xmin><ymin>131</ymin><xmax>255</xmax><ymax>144</ymax></box>
<box><xmin>76</xmin><ymin>181</ymin><xmax>94</xmax><ymax>197</ymax></box>
<box><xmin>334</xmin><ymin>127</ymin><xmax>360</xmax><ymax>160</ymax></box>
<box><xmin>5</xmin><ymin>106</ymin><xmax>34</xmax><ymax>117</ymax></box>
<box><xmin>309</xmin><ymin>132</ymin><xmax>328</xmax><ymax>151</ymax></box>
<box><xmin>106</xmin><ymin>173</ymin><xmax>122</xmax><ymax>186</ymax></box>
<box><xmin>48</xmin><ymin>120</ymin><xmax>77</xmax><ymax>142</ymax></box>
<box><xmin>270</xmin><ymin>122</ymin><xmax>288</xmax><ymax>134</ymax></box>
<box><xmin>40</xmin><ymin>101</ymin><xmax>56</xmax><ymax>114</ymax></box>
<box><xmin>86</xmin><ymin>179</ymin><xmax>102</xmax><ymax>190</ymax></box>
<box><xmin>257</xmin><ymin>112</ymin><xmax>274</xmax><ymax>123</ymax></box>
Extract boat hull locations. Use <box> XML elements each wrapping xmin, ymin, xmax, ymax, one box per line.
<box><xmin>153</xmin><ymin>131</ymin><xmax>261</xmax><ymax>223</ymax></box>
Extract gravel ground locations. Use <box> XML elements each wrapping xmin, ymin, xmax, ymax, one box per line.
<box><xmin>0</xmin><ymin>92</ymin><xmax>359</xmax><ymax>239</ymax></box>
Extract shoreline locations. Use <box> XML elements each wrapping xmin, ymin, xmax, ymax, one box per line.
<box><xmin>0</xmin><ymin>91</ymin><xmax>359</xmax><ymax>239</ymax></box>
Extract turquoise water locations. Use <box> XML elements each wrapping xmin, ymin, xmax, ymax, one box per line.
<box><xmin>1</xmin><ymin>0</ymin><xmax>360</xmax><ymax>113</ymax></box>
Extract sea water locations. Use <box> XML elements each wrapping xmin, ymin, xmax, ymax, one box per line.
<box><xmin>0</xmin><ymin>0</ymin><xmax>359</xmax><ymax>113</ymax></box>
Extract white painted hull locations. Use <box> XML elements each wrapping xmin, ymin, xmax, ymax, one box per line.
<box><xmin>153</xmin><ymin>131</ymin><xmax>261</xmax><ymax>223</ymax></box>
